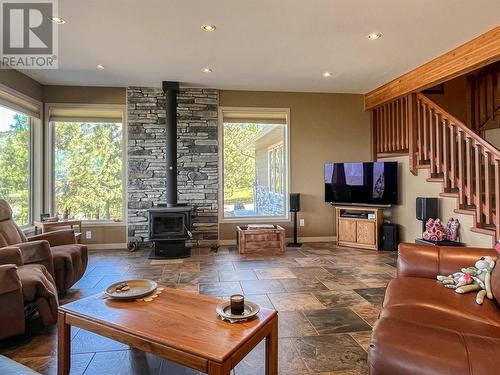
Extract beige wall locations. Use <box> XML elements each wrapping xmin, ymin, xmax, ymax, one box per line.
<box><xmin>0</xmin><ymin>68</ymin><xmax>43</xmax><ymax>101</ymax></box>
<box><xmin>425</xmin><ymin>75</ymin><xmax>468</xmax><ymax>125</ymax></box>
<box><xmin>219</xmin><ymin>90</ymin><xmax>371</xmax><ymax>242</ymax></box>
<box><xmin>43</xmin><ymin>85</ymin><xmax>126</xmax><ymax>104</ymax></box>
<box><xmin>484</xmin><ymin>128</ymin><xmax>500</xmax><ymax>150</ymax></box>
<box><xmin>80</xmin><ymin>224</ymin><xmax>127</xmax><ymax>247</ymax></box>
<box><xmin>383</xmin><ymin>155</ymin><xmax>493</xmax><ymax>248</ymax></box>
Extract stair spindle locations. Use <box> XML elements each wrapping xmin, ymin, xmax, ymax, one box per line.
<box><xmin>484</xmin><ymin>151</ymin><xmax>492</xmax><ymax>225</ymax></box>
<box><xmin>474</xmin><ymin>143</ymin><xmax>483</xmax><ymax>226</ymax></box>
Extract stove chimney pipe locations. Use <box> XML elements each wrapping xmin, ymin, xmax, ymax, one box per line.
<box><xmin>162</xmin><ymin>81</ymin><xmax>179</xmax><ymax>207</ymax></box>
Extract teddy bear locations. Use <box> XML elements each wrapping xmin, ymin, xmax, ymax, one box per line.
<box><xmin>437</xmin><ymin>266</ymin><xmax>477</xmax><ymax>289</ymax></box>
<box><xmin>437</xmin><ymin>256</ymin><xmax>496</xmax><ymax>305</ymax></box>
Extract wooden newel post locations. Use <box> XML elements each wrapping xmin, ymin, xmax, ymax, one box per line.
<box><xmin>408</xmin><ymin>93</ymin><xmax>418</xmax><ymax>176</ymax></box>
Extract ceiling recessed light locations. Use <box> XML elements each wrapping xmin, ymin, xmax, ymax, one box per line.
<box><xmin>96</xmin><ymin>64</ymin><xmax>105</xmax><ymax>70</ymax></box>
<box><xmin>202</xmin><ymin>24</ymin><xmax>216</xmax><ymax>32</ymax></box>
<box><xmin>367</xmin><ymin>32</ymin><xmax>382</xmax><ymax>40</ymax></box>
<box><xmin>323</xmin><ymin>72</ymin><xmax>332</xmax><ymax>78</ymax></box>
<box><xmin>202</xmin><ymin>67</ymin><xmax>213</xmax><ymax>73</ymax></box>
<box><xmin>50</xmin><ymin>16</ymin><xmax>66</xmax><ymax>24</ymax></box>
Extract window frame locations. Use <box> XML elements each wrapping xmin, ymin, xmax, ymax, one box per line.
<box><xmin>44</xmin><ymin>103</ymin><xmax>127</xmax><ymax>225</ymax></box>
<box><xmin>218</xmin><ymin>106</ymin><xmax>290</xmax><ymax>223</ymax></box>
<box><xmin>267</xmin><ymin>143</ymin><xmax>284</xmax><ymax>195</ymax></box>
<box><xmin>0</xmin><ymin>83</ymin><xmax>43</xmax><ymax>229</ymax></box>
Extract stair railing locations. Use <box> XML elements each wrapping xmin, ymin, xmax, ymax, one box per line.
<box><xmin>414</xmin><ymin>93</ymin><xmax>500</xmax><ymax>242</ymax></box>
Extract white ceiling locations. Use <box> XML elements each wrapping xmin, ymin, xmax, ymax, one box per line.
<box><xmin>23</xmin><ymin>0</ymin><xmax>500</xmax><ymax>93</ymax></box>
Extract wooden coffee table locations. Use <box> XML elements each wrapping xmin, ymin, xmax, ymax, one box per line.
<box><xmin>57</xmin><ymin>287</ymin><xmax>278</xmax><ymax>375</ymax></box>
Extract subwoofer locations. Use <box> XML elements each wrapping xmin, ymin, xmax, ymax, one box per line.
<box><xmin>381</xmin><ymin>223</ymin><xmax>399</xmax><ymax>251</ymax></box>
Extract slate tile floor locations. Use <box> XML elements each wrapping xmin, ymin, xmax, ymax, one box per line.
<box><xmin>0</xmin><ymin>242</ymin><xmax>397</xmax><ymax>375</ymax></box>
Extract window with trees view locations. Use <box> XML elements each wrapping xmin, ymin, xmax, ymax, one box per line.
<box><xmin>0</xmin><ymin>106</ymin><xmax>31</xmax><ymax>225</ymax></box>
<box><xmin>53</xmin><ymin>121</ymin><xmax>123</xmax><ymax>221</ymax></box>
<box><xmin>222</xmin><ymin>110</ymin><xmax>288</xmax><ymax>219</ymax></box>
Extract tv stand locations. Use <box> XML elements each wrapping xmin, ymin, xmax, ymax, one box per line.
<box><xmin>335</xmin><ymin>206</ymin><xmax>383</xmax><ymax>251</ymax></box>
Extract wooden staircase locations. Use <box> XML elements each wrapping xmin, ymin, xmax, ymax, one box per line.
<box><xmin>372</xmin><ymin>93</ymin><xmax>500</xmax><ymax>246</ymax></box>
<box><xmin>467</xmin><ymin>61</ymin><xmax>500</xmax><ymax>134</ymax></box>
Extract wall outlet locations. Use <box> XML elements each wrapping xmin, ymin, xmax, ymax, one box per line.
<box><xmin>85</xmin><ymin>231</ymin><xmax>92</xmax><ymax>240</ymax></box>
<box><xmin>299</xmin><ymin>219</ymin><xmax>305</xmax><ymax>227</ymax></box>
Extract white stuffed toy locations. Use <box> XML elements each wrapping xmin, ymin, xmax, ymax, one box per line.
<box><xmin>470</xmin><ymin>256</ymin><xmax>496</xmax><ymax>303</ymax></box>
<box><xmin>437</xmin><ymin>256</ymin><xmax>496</xmax><ymax>305</ymax></box>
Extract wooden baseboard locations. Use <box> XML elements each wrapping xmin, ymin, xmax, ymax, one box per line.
<box><xmin>218</xmin><ymin>236</ymin><xmax>337</xmax><ymax>246</ymax></box>
<box><xmin>85</xmin><ymin>243</ymin><xmax>127</xmax><ymax>250</ymax></box>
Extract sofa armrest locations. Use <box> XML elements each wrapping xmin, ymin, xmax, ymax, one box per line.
<box><xmin>16</xmin><ymin>241</ymin><xmax>54</xmax><ymax>276</ymax></box>
<box><xmin>0</xmin><ymin>246</ymin><xmax>23</xmax><ymax>266</ymax></box>
<box><xmin>0</xmin><ymin>264</ymin><xmax>22</xmax><ymax>295</ymax></box>
<box><xmin>29</xmin><ymin>229</ymin><xmax>76</xmax><ymax>246</ymax></box>
<box><xmin>397</xmin><ymin>243</ymin><xmax>497</xmax><ymax>279</ymax></box>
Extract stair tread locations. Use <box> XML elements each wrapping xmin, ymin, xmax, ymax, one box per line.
<box><xmin>440</xmin><ymin>192</ymin><xmax>458</xmax><ymax>197</ymax></box>
<box><xmin>470</xmin><ymin>227</ymin><xmax>496</xmax><ymax>236</ymax></box>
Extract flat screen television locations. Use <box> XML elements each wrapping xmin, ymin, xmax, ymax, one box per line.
<box><xmin>324</xmin><ymin>161</ymin><xmax>398</xmax><ymax>206</ymax></box>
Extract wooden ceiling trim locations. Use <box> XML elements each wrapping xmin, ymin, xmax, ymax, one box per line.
<box><xmin>364</xmin><ymin>26</ymin><xmax>500</xmax><ymax>110</ymax></box>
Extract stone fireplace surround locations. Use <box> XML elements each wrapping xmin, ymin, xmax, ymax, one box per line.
<box><xmin>127</xmin><ymin>87</ymin><xmax>219</xmax><ymax>247</ymax></box>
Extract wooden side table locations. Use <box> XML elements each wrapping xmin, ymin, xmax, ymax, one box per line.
<box><xmin>236</xmin><ymin>225</ymin><xmax>286</xmax><ymax>255</ymax></box>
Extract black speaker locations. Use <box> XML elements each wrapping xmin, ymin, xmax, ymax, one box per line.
<box><xmin>290</xmin><ymin>193</ymin><xmax>300</xmax><ymax>212</ymax></box>
<box><xmin>416</xmin><ymin>197</ymin><xmax>438</xmax><ymax>221</ymax></box>
<box><xmin>288</xmin><ymin>193</ymin><xmax>302</xmax><ymax>247</ymax></box>
<box><xmin>381</xmin><ymin>223</ymin><xmax>399</xmax><ymax>251</ymax></box>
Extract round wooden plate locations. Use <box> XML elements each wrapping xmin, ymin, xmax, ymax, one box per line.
<box><xmin>216</xmin><ymin>300</ymin><xmax>260</xmax><ymax>322</ymax></box>
<box><xmin>105</xmin><ymin>279</ymin><xmax>158</xmax><ymax>300</ymax></box>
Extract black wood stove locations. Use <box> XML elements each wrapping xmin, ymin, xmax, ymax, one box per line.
<box><xmin>148</xmin><ymin>81</ymin><xmax>192</xmax><ymax>259</ymax></box>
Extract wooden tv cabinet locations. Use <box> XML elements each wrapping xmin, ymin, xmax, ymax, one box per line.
<box><xmin>335</xmin><ymin>206</ymin><xmax>383</xmax><ymax>251</ymax></box>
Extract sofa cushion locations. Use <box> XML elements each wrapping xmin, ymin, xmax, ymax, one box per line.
<box><xmin>369</xmin><ymin>317</ymin><xmax>500</xmax><ymax>375</ymax></box>
<box><xmin>381</xmin><ymin>277</ymin><xmax>500</xmax><ymax>337</ymax></box>
<box><xmin>490</xmin><ymin>253</ymin><xmax>500</xmax><ymax>301</ymax></box>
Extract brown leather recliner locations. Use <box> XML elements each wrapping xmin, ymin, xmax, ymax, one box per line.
<box><xmin>0</xmin><ymin>199</ymin><xmax>88</xmax><ymax>293</ymax></box>
<box><xmin>369</xmin><ymin>243</ymin><xmax>500</xmax><ymax>375</ymax></box>
<box><xmin>0</xmin><ymin>246</ymin><xmax>58</xmax><ymax>340</ymax></box>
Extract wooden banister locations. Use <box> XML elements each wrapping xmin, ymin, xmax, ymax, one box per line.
<box><xmin>417</xmin><ymin>94</ymin><xmax>500</xmax><ymax>157</ymax></box>
<box><xmin>371</xmin><ymin>91</ymin><xmax>499</xmax><ymax>243</ymax></box>
<box><xmin>415</xmin><ymin>92</ymin><xmax>500</xmax><ymax>244</ymax></box>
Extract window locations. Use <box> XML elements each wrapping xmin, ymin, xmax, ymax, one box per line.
<box><xmin>221</xmin><ymin>108</ymin><xmax>289</xmax><ymax>219</ymax></box>
<box><xmin>52</xmin><ymin>120</ymin><xmax>123</xmax><ymax>221</ymax></box>
<box><xmin>0</xmin><ymin>105</ymin><xmax>31</xmax><ymax>225</ymax></box>
<box><xmin>48</xmin><ymin>105</ymin><xmax>125</xmax><ymax>222</ymax></box>
<box><xmin>268</xmin><ymin>144</ymin><xmax>284</xmax><ymax>194</ymax></box>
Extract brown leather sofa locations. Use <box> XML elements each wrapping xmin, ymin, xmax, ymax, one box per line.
<box><xmin>369</xmin><ymin>243</ymin><xmax>500</xmax><ymax>375</ymax></box>
<box><xmin>0</xmin><ymin>199</ymin><xmax>88</xmax><ymax>293</ymax></box>
<box><xmin>0</xmin><ymin>246</ymin><xmax>58</xmax><ymax>340</ymax></box>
